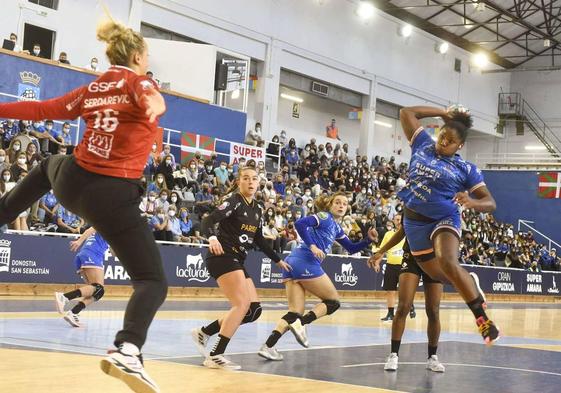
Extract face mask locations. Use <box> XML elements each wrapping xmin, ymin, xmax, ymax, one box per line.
<box><xmin>91</xmin><ymin>62</ymin><xmax>98</xmax><ymax>70</ymax></box>
<box><xmin>171</xmin><ymin>197</ymin><xmax>178</xmax><ymax>203</ymax></box>
<box><xmin>63</xmin><ymin>128</ymin><xmax>70</xmax><ymax>134</ymax></box>
<box><xmin>166</xmin><ymin>160</ymin><xmax>172</xmax><ymax>165</ymax></box>
<box><xmin>361</xmin><ymin>190</ymin><xmax>366</xmax><ymax>194</ymax></box>
<box><xmin>286</xmin><ymin>201</ymin><xmax>292</xmax><ymax>206</ymax></box>
<box><xmin>0</xmin><ymin>156</ymin><xmax>5</xmax><ymax>163</ymax></box>
<box><xmin>46</xmin><ymin>125</ymin><xmax>53</xmax><ymax>131</ymax></box>
<box><xmin>157</xmin><ymin>178</ymin><xmax>163</xmax><ymax>183</ymax></box>
<box><xmin>286</xmin><ymin>191</ymin><xmax>292</xmax><ymax>195</ymax></box>
<box><xmin>161</xmin><ymin>195</ymin><xmax>168</xmax><ymax>200</ymax></box>
<box><xmin>148</xmin><ymin>196</ymin><xmax>156</xmax><ymax>202</ymax></box>
<box><xmin>221</xmin><ymin>166</ymin><xmax>226</xmax><ymax>170</ymax></box>
<box><xmin>152</xmin><ymin>144</ymin><xmax>157</xmax><ymax>150</ymax></box>
<box><xmin>269</xmin><ymin>199</ymin><xmax>274</xmax><ymax>204</ymax></box>
<box><xmin>18</xmin><ymin>158</ymin><xmax>26</xmax><ymax>165</ymax></box>
<box><xmin>33</xmin><ymin>49</ymin><xmax>40</xmax><ymax>56</ymax></box>
<box><xmin>157</xmin><ymin>214</ymin><xmax>165</xmax><ymax>219</ymax></box>
<box><xmin>190</xmin><ymin>165</ymin><xmax>196</xmax><ymax>170</ymax></box>
<box><xmin>3</xmin><ymin>175</ymin><xmax>10</xmax><ymax>181</ymax></box>
<box><xmin>181</xmin><ymin>212</ymin><xmax>188</xmax><ymax>219</ymax></box>
<box><xmin>168</xmin><ymin>210</ymin><xmax>176</xmax><ymax>217</ymax></box>
<box><xmin>307</xmin><ymin>203</ymin><xmax>313</xmax><ymax>208</ymax></box>
<box><xmin>228</xmin><ymin>169</ymin><xmax>233</xmax><ymax>173</ymax></box>
<box><xmin>206</xmin><ymin>166</ymin><xmax>212</xmax><ymax>171</ymax></box>
<box><xmin>305</xmin><ymin>191</ymin><xmax>311</xmax><ymax>196</ymax></box>
<box><xmin>256</xmin><ymin>127</ymin><xmax>261</xmax><ymax>132</ymax></box>
<box><xmin>181</xmin><ymin>169</ymin><xmax>187</xmax><ymax>174</ymax></box>
<box><xmin>267</xmin><ymin>185</ymin><xmax>272</xmax><ymax>190</ymax></box>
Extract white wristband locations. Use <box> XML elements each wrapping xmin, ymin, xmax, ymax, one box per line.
<box><xmin>209</xmin><ymin>236</ymin><xmax>218</xmax><ymax>241</ymax></box>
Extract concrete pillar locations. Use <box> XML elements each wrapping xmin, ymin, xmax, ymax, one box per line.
<box><xmin>358</xmin><ymin>77</ymin><xmax>377</xmax><ymax>160</ymax></box>
<box><xmin>254</xmin><ymin>39</ymin><xmax>281</xmax><ymax>141</ymax></box>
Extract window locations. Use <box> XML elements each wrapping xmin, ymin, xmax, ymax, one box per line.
<box><xmin>28</xmin><ymin>0</ymin><xmax>59</xmax><ymax>10</ymax></box>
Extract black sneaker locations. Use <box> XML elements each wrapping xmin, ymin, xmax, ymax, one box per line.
<box><xmin>476</xmin><ymin>317</ymin><xmax>500</xmax><ymax>346</ymax></box>
<box><xmin>409</xmin><ymin>306</ymin><xmax>416</xmax><ymax>319</ymax></box>
<box><xmin>381</xmin><ymin>314</ymin><xmax>393</xmax><ymax>322</ymax></box>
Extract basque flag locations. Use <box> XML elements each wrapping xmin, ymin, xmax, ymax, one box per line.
<box><xmin>538</xmin><ymin>172</ymin><xmax>561</xmax><ymax>199</ymax></box>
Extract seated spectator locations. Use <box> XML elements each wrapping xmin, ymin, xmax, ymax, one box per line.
<box><xmin>179</xmin><ymin>208</ymin><xmax>195</xmax><ymax>243</ymax></box>
<box><xmin>213</xmin><ymin>161</ymin><xmax>230</xmax><ymax>190</ymax></box>
<box><xmin>56</xmin><ymin>206</ymin><xmax>84</xmax><ymax>234</ymax></box>
<box><xmin>147</xmin><ymin>173</ymin><xmax>167</xmax><ymax>194</ymax></box>
<box><xmin>85</xmin><ymin>57</ymin><xmax>99</xmax><ymax>72</ymax></box>
<box><xmin>199</xmin><ymin>160</ymin><xmax>217</xmax><ymax>185</ymax></box>
<box><xmin>194</xmin><ymin>183</ymin><xmax>214</xmax><ymax>216</ymax></box>
<box><xmin>140</xmin><ymin>191</ymin><xmax>158</xmax><ymax>219</ymax></box>
<box><xmin>58</xmin><ymin>52</ymin><xmax>70</xmax><ymax>64</ymax></box>
<box><xmin>273</xmin><ymin>175</ymin><xmax>285</xmax><ymax>196</ymax></box>
<box><xmin>267</xmin><ymin>135</ymin><xmax>281</xmax><ymax>159</ymax></box>
<box><xmin>0</xmin><ymin>149</ymin><xmax>9</xmax><ymax>172</ymax></box>
<box><xmin>10</xmin><ymin>152</ymin><xmax>28</xmax><ymax>182</ymax></box>
<box><xmin>528</xmin><ymin>260</ymin><xmax>541</xmax><ymax>273</ymax></box>
<box><xmin>326</xmin><ymin>118</ymin><xmax>340</xmax><ymax>140</ymax></box>
<box><xmin>56</xmin><ymin>145</ymin><xmax>68</xmax><ymax>155</ymax></box>
<box><xmin>38</xmin><ymin>190</ymin><xmax>59</xmax><ymax>224</ymax></box>
<box><xmin>155</xmin><ymin>189</ymin><xmax>170</xmax><ymax>212</ymax></box>
<box><xmin>245</xmin><ymin>122</ymin><xmax>264</xmax><ymax>146</ymax></box>
<box><xmin>30</xmin><ymin>43</ymin><xmax>45</xmax><ymax>58</ymax></box>
<box><xmin>7</xmin><ymin>33</ymin><xmax>22</xmax><ymax>52</ymax></box>
<box><xmin>6</xmin><ymin>139</ymin><xmax>23</xmax><ymax>164</ymax></box>
<box><xmin>281</xmin><ymin>221</ymin><xmax>299</xmax><ymax>251</ymax></box>
<box><xmin>262</xmin><ymin>219</ymin><xmax>281</xmax><ymax>253</ymax></box>
<box><xmin>149</xmin><ymin>207</ymin><xmax>168</xmax><ymax>240</ymax></box>
<box><xmin>283</xmin><ymin>138</ymin><xmax>299</xmax><ymax>170</ymax></box>
<box><xmin>25</xmin><ymin>143</ymin><xmax>42</xmax><ymax>168</ymax></box>
<box><xmin>279</xmin><ymin>130</ymin><xmax>288</xmax><ymax>146</ymax></box>
<box><xmin>2</xmin><ymin>119</ymin><xmax>19</xmax><ymax>149</ymax></box>
<box><xmin>159</xmin><ymin>144</ymin><xmax>176</xmax><ymax>168</ymax></box>
<box><xmin>170</xmin><ymin>191</ymin><xmax>183</xmax><ymax>209</ymax></box>
<box><xmin>166</xmin><ymin>204</ymin><xmax>182</xmax><ymax>242</ymax></box>
<box><xmin>0</xmin><ymin>169</ymin><xmax>15</xmax><ymax>195</ymax></box>
<box><xmin>156</xmin><ymin>154</ymin><xmax>175</xmax><ymax>189</ymax></box>
<box><xmin>30</xmin><ymin>120</ymin><xmax>62</xmax><ymax>153</ymax></box>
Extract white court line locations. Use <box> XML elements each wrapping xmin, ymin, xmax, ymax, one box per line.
<box><xmin>147</xmin><ymin>341</ymin><xmax>437</xmax><ymax>361</ymax></box>
<box><xmin>0</xmin><ymin>339</ymin><xmax>104</xmax><ymax>357</ymax></box>
<box><xmin>341</xmin><ymin>362</ymin><xmax>561</xmax><ymax>377</ymax></box>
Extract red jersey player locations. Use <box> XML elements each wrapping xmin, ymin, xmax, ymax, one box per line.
<box><xmin>0</xmin><ymin>18</ymin><xmax>166</xmax><ymax>393</ymax></box>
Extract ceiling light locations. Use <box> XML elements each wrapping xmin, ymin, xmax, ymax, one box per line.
<box><xmin>280</xmin><ymin>93</ymin><xmax>304</xmax><ymax>103</ymax></box>
<box><xmin>231</xmin><ymin>89</ymin><xmax>240</xmax><ymax>99</ymax></box>
<box><xmin>356</xmin><ymin>1</ymin><xmax>375</xmax><ymax>20</ymax></box>
<box><xmin>525</xmin><ymin>145</ymin><xmax>547</xmax><ymax>151</ymax></box>
<box><xmin>436</xmin><ymin>42</ymin><xmax>449</xmax><ymax>54</ymax></box>
<box><xmin>475</xmin><ymin>3</ymin><xmax>486</xmax><ymax>12</ymax></box>
<box><xmin>544</xmin><ymin>39</ymin><xmax>551</xmax><ymax>47</ymax></box>
<box><xmin>374</xmin><ymin>120</ymin><xmax>392</xmax><ymax>128</ymax></box>
<box><xmin>473</xmin><ymin>52</ymin><xmax>489</xmax><ymax>68</ymax></box>
<box><xmin>399</xmin><ymin>24</ymin><xmax>413</xmax><ymax>37</ymax></box>
<box><xmin>464</xmin><ymin>22</ymin><xmax>473</xmax><ymax>29</ymax></box>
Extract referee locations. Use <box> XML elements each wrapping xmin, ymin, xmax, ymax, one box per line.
<box><xmin>376</xmin><ymin>214</ymin><xmax>415</xmax><ymax>321</ymax></box>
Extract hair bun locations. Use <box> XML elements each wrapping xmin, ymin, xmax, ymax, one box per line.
<box><xmin>245</xmin><ymin>159</ymin><xmax>257</xmax><ymax>169</ymax></box>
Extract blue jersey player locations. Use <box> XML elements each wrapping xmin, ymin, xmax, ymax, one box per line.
<box><xmin>259</xmin><ymin>192</ymin><xmax>377</xmax><ymax>360</ymax></box>
<box><xmin>54</xmin><ymin>226</ymin><xmax>109</xmax><ymax>327</ymax></box>
<box><xmin>398</xmin><ymin>105</ymin><xmax>499</xmax><ymax>345</ymax></box>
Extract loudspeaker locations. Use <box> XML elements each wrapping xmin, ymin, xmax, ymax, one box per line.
<box><xmin>215</xmin><ymin>63</ymin><xmax>228</xmax><ymax>91</ymax></box>
<box><xmin>454</xmin><ymin>58</ymin><xmax>462</xmax><ymax>73</ymax></box>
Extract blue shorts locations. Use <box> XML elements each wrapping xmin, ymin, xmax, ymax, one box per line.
<box><xmin>403</xmin><ymin>214</ymin><xmax>461</xmax><ymax>262</ymax></box>
<box><xmin>74</xmin><ymin>253</ymin><xmax>104</xmax><ymax>272</ymax></box>
<box><xmin>282</xmin><ymin>248</ymin><xmax>325</xmax><ymax>282</ymax></box>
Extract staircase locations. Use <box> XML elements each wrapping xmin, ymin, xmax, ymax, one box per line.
<box><xmin>498</xmin><ymin>93</ymin><xmax>561</xmax><ymax>157</ymax></box>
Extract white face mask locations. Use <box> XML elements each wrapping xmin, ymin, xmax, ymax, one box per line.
<box><xmin>305</xmin><ymin>191</ymin><xmax>311</xmax><ymax>196</ymax></box>
<box><xmin>13</xmin><ymin>144</ymin><xmax>20</xmax><ymax>151</ymax></box>
<box><xmin>63</xmin><ymin>128</ymin><xmax>70</xmax><ymax>134</ymax></box>
<box><xmin>157</xmin><ymin>178</ymin><xmax>163</xmax><ymax>183</ymax></box>
<box><xmin>171</xmin><ymin>197</ymin><xmax>178</xmax><ymax>203</ymax></box>
<box><xmin>18</xmin><ymin>158</ymin><xmax>26</xmax><ymax>165</ymax></box>
<box><xmin>152</xmin><ymin>144</ymin><xmax>157</xmax><ymax>151</ymax></box>
<box><xmin>3</xmin><ymin>175</ymin><xmax>10</xmax><ymax>181</ymax></box>
<box><xmin>190</xmin><ymin>165</ymin><xmax>196</xmax><ymax>170</ymax></box>
<box><xmin>161</xmin><ymin>195</ymin><xmax>168</xmax><ymax>200</ymax></box>
<box><xmin>180</xmin><ymin>168</ymin><xmax>187</xmax><ymax>174</ymax></box>
<box><xmin>33</xmin><ymin>49</ymin><xmax>40</xmax><ymax>55</ymax></box>
<box><xmin>0</xmin><ymin>156</ymin><xmax>5</xmax><ymax>163</ymax></box>
<box><xmin>46</xmin><ymin>125</ymin><xmax>53</xmax><ymax>131</ymax></box>
<box><xmin>168</xmin><ymin>210</ymin><xmax>176</xmax><ymax>217</ymax></box>
<box><xmin>148</xmin><ymin>196</ymin><xmax>156</xmax><ymax>202</ymax></box>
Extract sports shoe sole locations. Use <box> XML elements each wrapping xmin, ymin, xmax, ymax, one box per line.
<box><xmin>288</xmin><ymin>324</ymin><xmax>309</xmax><ymax>348</ymax></box>
<box><xmin>484</xmin><ymin>330</ymin><xmax>501</xmax><ymax>347</ymax></box>
<box><xmin>100</xmin><ymin>358</ymin><xmax>159</xmax><ymax>393</ymax></box>
<box><xmin>257</xmin><ymin>350</ymin><xmax>283</xmax><ymax>361</ymax></box>
<box><xmin>469</xmin><ymin>272</ymin><xmax>487</xmax><ymax>306</ymax></box>
<box><xmin>63</xmin><ymin>314</ymin><xmax>80</xmax><ymax>328</ymax></box>
<box><xmin>190</xmin><ymin>328</ymin><xmax>208</xmax><ymax>357</ymax></box>
<box><xmin>202</xmin><ymin>358</ymin><xmax>241</xmax><ymax>370</ymax></box>
<box><xmin>384</xmin><ymin>365</ymin><xmax>398</xmax><ymax>371</ymax></box>
<box><xmin>54</xmin><ymin>293</ymin><xmax>66</xmax><ymax>315</ymax></box>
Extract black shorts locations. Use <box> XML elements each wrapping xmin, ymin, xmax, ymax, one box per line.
<box><xmin>401</xmin><ymin>243</ymin><xmax>441</xmax><ymax>285</ymax></box>
<box><xmin>206</xmin><ymin>253</ymin><xmax>250</xmax><ymax>280</ymax></box>
<box><xmin>383</xmin><ymin>264</ymin><xmax>401</xmax><ymax>291</ymax></box>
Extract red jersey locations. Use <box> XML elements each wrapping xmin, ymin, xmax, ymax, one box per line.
<box><xmin>0</xmin><ymin>65</ymin><xmax>161</xmax><ymax>179</ymax></box>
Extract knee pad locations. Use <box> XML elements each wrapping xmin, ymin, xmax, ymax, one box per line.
<box><xmin>281</xmin><ymin>311</ymin><xmax>300</xmax><ymax>324</ymax></box>
<box><xmin>241</xmin><ymin>302</ymin><xmax>262</xmax><ymax>324</ymax></box>
<box><xmin>91</xmin><ymin>283</ymin><xmax>105</xmax><ymax>301</ymax></box>
<box><xmin>323</xmin><ymin>299</ymin><xmax>341</xmax><ymax>315</ymax></box>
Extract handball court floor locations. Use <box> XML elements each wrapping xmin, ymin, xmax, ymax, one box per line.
<box><xmin>1</xmin><ymin>296</ymin><xmax>560</xmax><ymax>393</ymax></box>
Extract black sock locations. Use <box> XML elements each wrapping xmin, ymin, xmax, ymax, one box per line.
<box><xmin>63</xmin><ymin>289</ymin><xmax>82</xmax><ymax>301</ymax></box>
<box><xmin>265</xmin><ymin>330</ymin><xmax>283</xmax><ymax>348</ymax></box>
<box><xmin>428</xmin><ymin>345</ymin><xmax>438</xmax><ymax>358</ymax></box>
<box><xmin>410</xmin><ymin>304</ymin><xmax>415</xmax><ymax>311</ymax></box>
<box><xmin>210</xmin><ymin>334</ymin><xmax>230</xmax><ymax>356</ymax></box>
<box><xmin>71</xmin><ymin>301</ymin><xmax>86</xmax><ymax>315</ymax></box>
<box><xmin>391</xmin><ymin>340</ymin><xmax>401</xmax><ymax>355</ymax></box>
<box><xmin>300</xmin><ymin>311</ymin><xmax>317</xmax><ymax>325</ymax></box>
<box><xmin>388</xmin><ymin>307</ymin><xmax>395</xmax><ymax>316</ymax></box>
<box><xmin>467</xmin><ymin>295</ymin><xmax>488</xmax><ymax>320</ymax></box>
<box><xmin>201</xmin><ymin>320</ymin><xmax>221</xmax><ymax>336</ymax></box>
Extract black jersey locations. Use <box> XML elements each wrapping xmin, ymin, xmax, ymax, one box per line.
<box><xmin>203</xmin><ymin>192</ymin><xmax>281</xmax><ymax>263</ymax></box>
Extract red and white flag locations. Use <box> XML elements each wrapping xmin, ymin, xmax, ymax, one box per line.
<box><xmin>538</xmin><ymin>172</ymin><xmax>561</xmax><ymax>199</ymax></box>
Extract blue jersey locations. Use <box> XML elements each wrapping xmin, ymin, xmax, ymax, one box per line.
<box><xmin>77</xmin><ymin>232</ymin><xmax>109</xmax><ymax>260</ymax></box>
<box><xmin>294</xmin><ymin>212</ymin><xmax>345</xmax><ymax>257</ymax></box>
<box><xmin>398</xmin><ymin>128</ymin><xmax>485</xmax><ymax>220</ymax></box>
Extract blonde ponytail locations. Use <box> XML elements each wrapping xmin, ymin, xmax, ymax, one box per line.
<box><xmin>96</xmin><ymin>18</ymin><xmax>145</xmax><ymax>66</ymax></box>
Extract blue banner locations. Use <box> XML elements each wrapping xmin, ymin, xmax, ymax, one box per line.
<box><xmin>1</xmin><ymin>234</ymin><xmax>559</xmax><ymax>296</ymax></box>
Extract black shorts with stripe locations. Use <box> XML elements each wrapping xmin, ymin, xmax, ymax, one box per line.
<box><xmin>206</xmin><ymin>252</ymin><xmax>250</xmax><ymax>280</ymax></box>
<box><xmin>382</xmin><ymin>264</ymin><xmax>401</xmax><ymax>291</ymax></box>
<box><xmin>401</xmin><ymin>240</ymin><xmax>441</xmax><ymax>284</ymax></box>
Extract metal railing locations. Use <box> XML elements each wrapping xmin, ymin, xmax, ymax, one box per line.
<box><xmin>518</xmin><ymin>220</ymin><xmax>561</xmax><ymax>252</ymax></box>
<box><xmin>474</xmin><ymin>152</ymin><xmax>561</xmax><ymax>169</ymax></box>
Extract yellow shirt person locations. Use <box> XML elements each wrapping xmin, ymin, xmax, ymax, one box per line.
<box><xmin>375</xmin><ymin>229</ymin><xmax>405</xmax><ymax>265</ymax></box>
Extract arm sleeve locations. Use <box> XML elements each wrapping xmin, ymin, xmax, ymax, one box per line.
<box><xmin>464</xmin><ymin>163</ymin><xmax>486</xmax><ymax>193</ymax></box>
<box><xmin>0</xmin><ymin>86</ymin><xmax>86</xmax><ymax>121</ymax></box>
<box><xmin>336</xmin><ymin>235</ymin><xmax>372</xmax><ymax>255</ymax></box>
<box><xmin>294</xmin><ymin>215</ymin><xmax>320</xmax><ymax>247</ymax></box>
<box><xmin>130</xmin><ymin>76</ymin><xmax>159</xmax><ymax>106</ymax></box>
<box><xmin>410</xmin><ymin>128</ymin><xmax>434</xmax><ymax>154</ymax></box>
<box><xmin>253</xmin><ymin>227</ymin><xmax>282</xmax><ymax>262</ymax></box>
<box><xmin>200</xmin><ymin>194</ymin><xmax>238</xmax><ymax>237</ymax></box>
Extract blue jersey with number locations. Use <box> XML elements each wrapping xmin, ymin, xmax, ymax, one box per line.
<box><xmin>397</xmin><ymin>128</ymin><xmax>485</xmax><ymax>220</ymax></box>
<box><xmin>296</xmin><ymin>212</ymin><xmax>345</xmax><ymax>255</ymax></box>
<box><xmin>77</xmin><ymin>232</ymin><xmax>109</xmax><ymax>260</ymax></box>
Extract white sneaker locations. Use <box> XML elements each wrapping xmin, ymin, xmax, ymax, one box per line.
<box><xmin>257</xmin><ymin>344</ymin><xmax>284</xmax><ymax>361</ymax></box>
<box><xmin>203</xmin><ymin>354</ymin><xmax>241</xmax><ymax>370</ymax></box>
<box><xmin>469</xmin><ymin>272</ymin><xmax>487</xmax><ymax>305</ymax></box>
<box><xmin>100</xmin><ymin>349</ymin><xmax>160</xmax><ymax>393</ymax></box>
<box><xmin>191</xmin><ymin>327</ymin><xmax>210</xmax><ymax>357</ymax></box>
<box><xmin>384</xmin><ymin>352</ymin><xmax>399</xmax><ymax>371</ymax></box>
<box><xmin>288</xmin><ymin>318</ymin><xmax>309</xmax><ymax>348</ymax></box>
<box><xmin>63</xmin><ymin>311</ymin><xmax>81</xmax><ymax>327</ymax></box>
<box><xmin>54</xmin><ymin>292</ymin><xmax>69</xmax><ymax>314</ymax></box>
<box><xmin>426</xmin><ymin>355</ymin><xmax>445</xmax><ymax>373</ymax></box>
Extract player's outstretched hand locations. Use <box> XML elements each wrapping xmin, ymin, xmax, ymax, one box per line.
<box><xmin>209</xmin><ymin>237</ymin><xmax>224</xmax><ymax>255</ymax></box>
<box><xmin>69</xmin><ymin>239</ymin><xmax>81</xmax><ymax>252</ymax></box>
<box><xmin>276</xmin><ymin>260</ymin><xmax>292</xmax><ymax>272</ymax></box>
<box><xmin>367</xmin><ymin>252</ymin><xmax>383</xmax><ymax>272</ymax></box>
<box><xmin>310</xmin><ymin>244</ymin><xmax>326</xmax><ymax>261</ymax></box>
<box><xmin>140</xmin><ymin>88</ymin><xmax>166</xmax><ymax>123</ymax></box>
<box><xmin>367</xmin><ymin>227</ymin><xmax>379</xmax><ymax>242</ymax></box>
<box><xmin>454</xmin><ymin>191</ymin><xmax>477</xmax><ymax>209</ymax></box>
